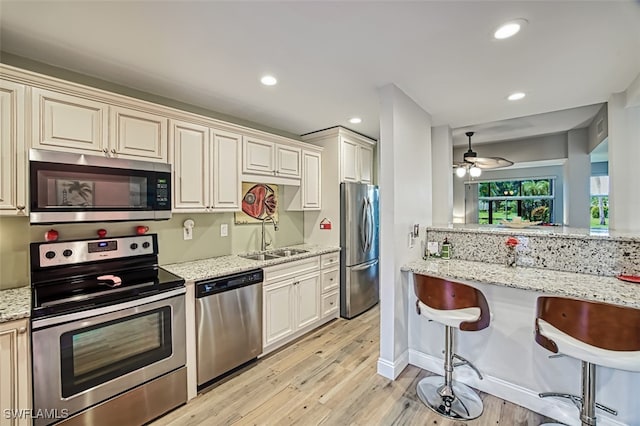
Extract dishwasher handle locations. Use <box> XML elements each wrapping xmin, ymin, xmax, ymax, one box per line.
<box><xmin>196</xmin><ymin>269</ymin><xmax>263</xmax><ymax>298</ymax></box>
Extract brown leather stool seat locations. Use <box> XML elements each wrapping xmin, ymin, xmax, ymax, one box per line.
<box><xmin>413</xmin><ymin>274</ymin><xmax>490</xmax><ymax>420</ymax></box>
<box><xmin>535</xmin><ymin>296</ymin><xmax>640</xmax><ymax>426</ymax></box>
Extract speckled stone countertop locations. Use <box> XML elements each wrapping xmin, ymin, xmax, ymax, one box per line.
<box><xmin>163</xmin><ymin>244</ymin><xmax>341</xmax><ymax>282</ymax></box>
<box><xmin>401</xmin><ymin>258</ymin><xmax>640</xmax><ymax>309</ymax></box>
<box><xmin>0</xmin><ymin>287</ymin><xmax>31</xmax><ymax>323</ymax></box>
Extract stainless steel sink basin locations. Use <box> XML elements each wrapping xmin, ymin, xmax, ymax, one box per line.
<box><xmin>240</xmin><ymin>253</ymin><xmax>281</xmax><ymax>261</ymax></box>
<box><xmin>268</xmin><ymin>248</ymin><xmax>309</xmax><ymax>257</ymax></box>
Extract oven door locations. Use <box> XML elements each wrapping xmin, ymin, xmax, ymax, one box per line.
<box><xmin>31</xmin><ymin>289</ymin><xmax>186</xmax><ymax>424</ymax></box>
<box><xmin>29</xmin><ymin>148</ymin><xmax>171</xmax><ymax>224</ymax></box>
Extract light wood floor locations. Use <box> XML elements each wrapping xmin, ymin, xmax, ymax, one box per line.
<box><xmin>154</xmin><ymin>307</ymin><xmax>555</xmax><ymax>426</ymax></box>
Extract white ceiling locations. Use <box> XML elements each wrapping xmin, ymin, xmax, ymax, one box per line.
<box><xmin>1</xmin><ymin>1</ymin><xmax>639</xmax><ymax>142</ymax></box>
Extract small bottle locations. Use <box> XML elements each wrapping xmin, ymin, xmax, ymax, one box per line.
<box><xmin>441</xmin><ymin>238</ymin><xmax>451</xmax><ymax>260</ymax></box>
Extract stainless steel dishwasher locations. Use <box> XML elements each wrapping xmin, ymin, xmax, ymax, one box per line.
<box><xmin>195</xmin><ymin>269</ymin><xmax>263</xmax><ymax>390</ymax></box>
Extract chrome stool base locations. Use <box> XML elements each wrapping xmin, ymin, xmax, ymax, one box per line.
<box><xmin>416</xmin><ymin>376</ymin><xmax>483</xmax><ymax>420</ymax></box>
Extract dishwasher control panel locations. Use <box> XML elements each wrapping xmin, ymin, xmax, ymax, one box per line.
<box><xmin>196</xmin><ymin>269</ymin><xmax>263</xmax><ymax>297</ymax></box>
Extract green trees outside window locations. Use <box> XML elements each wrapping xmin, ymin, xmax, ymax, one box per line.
<box><xmin>478</xmin><ymin>178</ymin><xmax>554</xmax><ymax>224</ymax></box>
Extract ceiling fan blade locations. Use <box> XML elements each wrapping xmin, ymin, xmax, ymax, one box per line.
<box><xmin>466</xmin><ymin>156</ymin><xmax>514</xmax><ymax>169</ymax></box>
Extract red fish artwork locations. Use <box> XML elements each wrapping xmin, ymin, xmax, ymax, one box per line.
<box><xmin>241</xmin><ymin>183</ymin><xmax>277</xmax><ymax>220</ymax></box>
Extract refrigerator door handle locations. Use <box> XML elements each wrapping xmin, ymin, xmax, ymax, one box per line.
<box><xmin>351</xmin><ymin>258</ymin><xmax>379</xmax><ymax>271</ymax></box>
<box><xmin>366</xmin><ymin>197</ymin><xmax>374</xmax><ymax>252</ymax></box>
<box><xmin>360</xmin><ymin>198</ymin><xmax>368</xmax><ymax>252</ymax></box>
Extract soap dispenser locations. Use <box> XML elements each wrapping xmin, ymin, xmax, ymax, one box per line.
<box><xmin>441</xmin><ymin>238</ymin><xmax>451</xmax><ymax>260</ymax></box>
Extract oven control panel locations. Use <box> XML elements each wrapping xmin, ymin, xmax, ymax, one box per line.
<box><xmin>36</xmin><ymin>235</ymin><xmax>156</xmax><ymax>268</ymax></box>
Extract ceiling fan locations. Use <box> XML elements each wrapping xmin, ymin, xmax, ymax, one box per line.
<box><xmin>453</xmin><ymin>131</ymin><xmax>514</xmax><ymax>178</ymax></box>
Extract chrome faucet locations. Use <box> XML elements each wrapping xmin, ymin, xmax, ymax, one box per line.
<box><xmin>261</xmin><ymin>216</ymin><xmax>279</xmax><ymax>251</ymax></box>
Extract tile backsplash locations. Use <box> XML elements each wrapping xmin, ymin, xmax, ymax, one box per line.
<box><xmin>426</xmin><ymin>227</ymin><xmax>640</xmax><ymax>277</ymax></box>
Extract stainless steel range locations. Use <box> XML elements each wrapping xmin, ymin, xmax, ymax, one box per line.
<box><xmin>30</xmin><ymin>234</ymin><xmax>187</xmax><ymax>426</ymax></box>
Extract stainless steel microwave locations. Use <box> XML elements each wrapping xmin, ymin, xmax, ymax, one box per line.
<box><xmin>29</xmin><ymin>149</ymin><xmax>172</xmax><ymax>224</ymax></box>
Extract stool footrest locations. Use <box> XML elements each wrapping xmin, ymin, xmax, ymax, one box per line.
<box><xmin>452</xmin><ymin>353</ymin><xmax>483</xmax><ymax>380</ymax></box>
<box><xmin>538</xmin><ymin>392</ymin><xmax>618</xmax><ymax>416</ymax></box>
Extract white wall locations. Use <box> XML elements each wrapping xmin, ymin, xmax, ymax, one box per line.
<box><xmin>377</xmin><ymin>84</ymin><xmax>432</xmax><ymax>379</ymax></box>
<box><xmin>608</xmin><ymin>91</ymin><xmax>640</xmax><ymax>232</ymax></box>
<box><xmin>563</xmin><ymin>128</ymin><xmax>591</xmax><ymax>228</ymax></box>
<box><xmin>431</xmin><ymin>125</ymin><xmax>453</xmax><ymax>225</ymax></box>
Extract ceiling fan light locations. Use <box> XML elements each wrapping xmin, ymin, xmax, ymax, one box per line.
<box><xmin>456</xmin><ymin>166</ymin><xmax>467</xmax><ymax>178</ymax></box>
<box><xmin>470</xmin><ymin>165</ymin><xmax>482</xmax><ymax>178</ymax></box>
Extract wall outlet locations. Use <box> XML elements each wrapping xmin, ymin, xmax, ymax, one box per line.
<box><xmin>221</xmin><ymin>224</ymin><xmax>228</xmax><ymax>237</ymax></box>
<box><xmin>183</xmin><ymin>227</ymin><xmax>192</xmax><ymax>240</ymax></box>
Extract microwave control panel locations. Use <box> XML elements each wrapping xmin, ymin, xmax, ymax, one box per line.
<box><xmin>36</xmin><ymin>235</ymin><xmax>156</xmax><ymax>268</ymax></box>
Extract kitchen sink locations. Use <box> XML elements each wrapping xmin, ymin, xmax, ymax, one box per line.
<box><xmin>268</xmin><ymin>248</ymin><xmax>309</xmax><ymax>257</ymax></box>
<box><xmin>240</xmin><ymin>253</ymin><xmax>282</xmax><ymax>261</ymax></box>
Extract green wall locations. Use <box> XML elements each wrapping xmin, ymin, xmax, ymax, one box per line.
<box><xmin>0</xmin><ymin>207</ymin><xmax>303</xmax><ymax>290</ymax></box>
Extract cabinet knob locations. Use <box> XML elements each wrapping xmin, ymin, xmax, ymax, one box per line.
<box><xmin>111</xmin><ymin>148</ymin><xmax>117</xmax><ymax>154</ymax></box>
<box><xmin>16</xmin><ymin>205</ymin><xmax>25</xmax><ymax>212</ymax></box>
<box><xmin>273</xmin><ymin>171</ymin><xmax>277</xmax><ymax>176</ymax></box>
<box><xmin>18</xmin><ymin>327</ymin><xmax>27</xmax><ymax>334</ymax></box>
<box><xmin>103</xmin><ymin>148</ymin><xmax>109</xmax><ymax>156</ymax></box>
<box><xmin>329</xmin><ymin>302</ymin><xmax>334</xmax><ymax>306</ymax></box>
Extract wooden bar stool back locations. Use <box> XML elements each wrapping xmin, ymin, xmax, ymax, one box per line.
<box><xmin>535</xmin><ymin>296</ymin><xmax>640</xmax><ymax>426</ymax></box>
<box><xmin>413</xmin><ymin>274</ymin><xmax>490</xmax><ymax>421</ymax></box>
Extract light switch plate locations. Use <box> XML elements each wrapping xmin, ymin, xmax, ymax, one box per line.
<box><xmin>221</xmin><ymin>224</ymin><xmax>228</xmax><ymax>237</ymax></box>
<box><xmin>183</xmin><ymin>227</ymin><xmax>192</xmax><ymax>240</ymax></box>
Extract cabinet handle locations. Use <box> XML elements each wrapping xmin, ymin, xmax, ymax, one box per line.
<box><xmin>111</xmin><ymin>148</ymin><xmax>117</xmax><ymax>155</ymax></box>
<box><xmin>103</xmin><ymin>148</ymin><xmax>109</xmax><ymax>157</ymax></box>
<box><xmin>16</xmin><ymin>205</ymin><xmax>25</xmax><ymax>212</ymax></box>
<box><xmin>18</xmin><ymin>327</ymin><xmax>27</xmax><ymax>334</ymax></box>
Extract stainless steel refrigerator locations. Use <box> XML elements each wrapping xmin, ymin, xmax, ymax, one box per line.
<box><xmin>340</xmin><ymin>182</ymin><xmax>379</xmax><ymax>319</ymax></box>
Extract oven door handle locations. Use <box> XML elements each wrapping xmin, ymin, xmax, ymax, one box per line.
<box><xmin>32</xmin><ymin>287</ymin><xmax>186</xmax><ymax>329</ymax></box>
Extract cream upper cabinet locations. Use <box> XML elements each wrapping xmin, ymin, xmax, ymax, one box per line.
<box><xmin>31</xmin><ymin>87</ymin><xmax>109</xmax><ymax>155</ymax></box>
<box><xmin>32</xmin><ymin>88</ymin><xmax>168</xmax><ymax>162</ymax></box>
<box><xmin>359</xmin><ymin>144</ymin><xmax>373</xmax><ymax>184</ymax></box>
<box><xmin>110</xmin><ymin>106</ymin><xmax>168</xmax><ymax>162</ymax></box>
<box><xmin>275</xmin><ymin>145</ymin><xmax>301</xmax><ymax>178</ymax></box>
<box><xmin>171</xmin><ymin>120</ymin><xmax>241</xmax><ymax>212</ymax></box>
<box><xmin>211</xmin><ymin>129</ymin><xmax>241</xmax><ymax>210</ymax></box>
<box><xmin>0</xmin><ymin>80</ymin><xmax>27</xmax><ymax>216</ymax></box>
<box><xmin>282</xmin><ymin>149</ymin><xmax>322</xmax><ymax>211</ymax></box>
<box><xmin>341</xmin><ymin>136</ymin><xmax>373</xmax><ymax>183</ymax></box>
<box><xmin>0</xmin><ymin>319</ymin><xmax>31</xmax><ymax>426</ymax></box>
<box><xmin>243</xmin><ymin>136</ymin><xmax>275</xmax><ymax>175</ymax></box>
<box><xmin>171</xmin><ymin>120</ymin><xmax>209</xmax><ymax>211</ymax></box>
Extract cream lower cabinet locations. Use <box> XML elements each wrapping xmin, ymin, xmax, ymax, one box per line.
<box><xmin>0</xmin><ymin>319</ymin><xmax>31</xmax><ymax>426</ymax></box>
<box><xmin>171</xmin><ymin>120</ymin><xmax>241</xmax><ymax>212</ymax></box>
<box><xmin>320</xmin><ymin>252</ymin><xmax>340</xmax><ymax>319</ymax></box>
<box><xmin>31</xmin><ymin>88</ymin><xmax>168</xmax><ymax>163</ymax></box>
<box><xmin>0</xmin><ymin>80</ymin><xmax>27</xmax><ymax>216</ymax></box>
<box><xmin>263</xmin><ymin>257</ymin><xmax>321</xmax><ymax>354</ymax></box>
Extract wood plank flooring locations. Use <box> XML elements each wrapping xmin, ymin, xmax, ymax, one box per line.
<box><xmin>154</xmin><ymin>307</ymin><xmax>556</xmax><ymax>426</ymax></box>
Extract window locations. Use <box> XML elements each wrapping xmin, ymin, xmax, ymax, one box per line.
<box><xmin>590</xmin><ymin>176</ymin><xmax>609</xmax><ymax>231</ymax></box>
<box><xmin>478</xmin><ymin>178</ymin><xmax>554</xmax><ymax>224</ymax></box>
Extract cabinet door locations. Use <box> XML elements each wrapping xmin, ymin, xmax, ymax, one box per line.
<box><xmin>301</xmin><ymin>151</ymin><xmax>321</xmax><ymax>209</ymax></box>
<box><xmin>243</xmin><ymin>136</ymin><xmax>275</xmax><ymax>175</ymax></box>
<box><xmin>171</xmin><ymin>120</ymin><xmax>209</xmax><ymax>211</ymax></box>
<box><xmin>211</xmin><ymin>129</ymin><xmax>241</xmax><ymax>210</ymax></box>
<box><xmin>295</xmin><ymin>273</ymin><xmax>321</xmax><ymax>330</ymax></box>
<box><xmin>340</xmin><ymin>137</ymin><xmax>359</xmax><ymax>182</ymax></box>
<box><xmin>276</xmin><ymin>145</ymin><xmax>301</xmax><ymax>178</ymax></box>
<box><xmin>0</xmin><ymin>319</ymin><xmax>30</xmax><ymax>426</ymax></box>
<box><xmin>110</xmin><ymin>106</ymin><xmax>168</xmax><ymax>162</ymax></box>
<box><xmin>31</xmin><ymin>87</ymin><xmax>108</xmax><ymax>155</ymax></box>
<box><xmin>0</xmin><ymin>81</ymin><xmax>26</xmax><ymax>216</ymax></box>
<box><xmin>359</xmin><ymin>145</ymin><xmax>373</xmax><ymax>184</ymax></box>
<box><xmin>264</xmin><ymin>280</ymin><xmax>295</xmax><ymax>347</ymax></box>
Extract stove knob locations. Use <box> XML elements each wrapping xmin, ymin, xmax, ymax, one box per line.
<box><xmin>130</xmin><ymin>243</ymin><xmax>139</xmax><ymax>250</ymax></box>
<box><xmin>45</xmin><ymin>251</ymin><xmax>56</xmax><ymax>259</ymax></box>
<box><xmin>142</xmin><ymin>242</ymin><xmax>150</xmax><ymax>249</ymax></box>
<box><xmin>63</xmin><ymin>249</ymin><xmax>73</xmax><ymax>257</ymax></box>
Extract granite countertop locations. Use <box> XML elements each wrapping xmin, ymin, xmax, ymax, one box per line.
<box><xmin>0</xmin><ymin>286</ymin><xmax>31</xmax><ymax>323</ymax></box>
<box><xmin>427</xmin><ymin>224</ymin><xmax>640</xmax><ymax>242</ymax></box>
<box><xmin>163</xmin><ymin>244</ymin><xmax>341</xmax><ymax>282</ymax></box>
<box><xmin>401</xmin><ymin>258</ymin><xmax>640</xmax><ymax>309</ymax></box>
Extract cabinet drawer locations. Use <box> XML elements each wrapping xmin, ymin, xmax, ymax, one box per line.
<box><xmin>264</xmin><ymin>256</ymin><xmax>320</xmax><ymax>285</ymax></box>
<box><xmin>320</xmin><ymin>252</ymin><xmax>339</xmax><ymax>269</ymax></box>
<box><xmin>321</xmin><ymin>290</ymin><xmax>339</xmax><ymax>318</ymax></box>
<box><xmin>321</xmin><ymin>267</ymin><xmax>339</xmax><ymax>292</ymax></box>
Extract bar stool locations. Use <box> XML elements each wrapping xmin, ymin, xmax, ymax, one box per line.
<box><xmin>413</xmin><ymin>274</ymin><xmax>490</xmax><ymax>420</ymax></box>
<box><xmin>535</xmin><ymin>296</ymin><xmax>640</xmax><ymax>426</ymax></box>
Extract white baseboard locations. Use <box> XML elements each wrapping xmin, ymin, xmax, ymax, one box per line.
<box><xmin>377</xmin><ymin>350</ymin><xmax>409</xmax><ymax>380</ymax></box>
<box><xmin>408</xmin><ymin>349</ymin><xmax>627</xmax><ymax>426</ymax></box>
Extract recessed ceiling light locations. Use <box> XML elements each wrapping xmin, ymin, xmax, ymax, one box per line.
<box><xmin>349</xmin><ymin>117</ymin><xmax>362</xmax><ymax>124</ymax></box>
<box><xmin>260</xmin><ymin>75</ymin><xmax>277</xmax><ymax>86</ymax></box>
<box><xmin>508</xmin><ymin>92</ymin><xmax>526</xmax><ymax>101</ymax></box>
<box><xmin>494</xmin><ymin>19</ymin><xmax>527</xmax><ymax>40</ymax></box>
